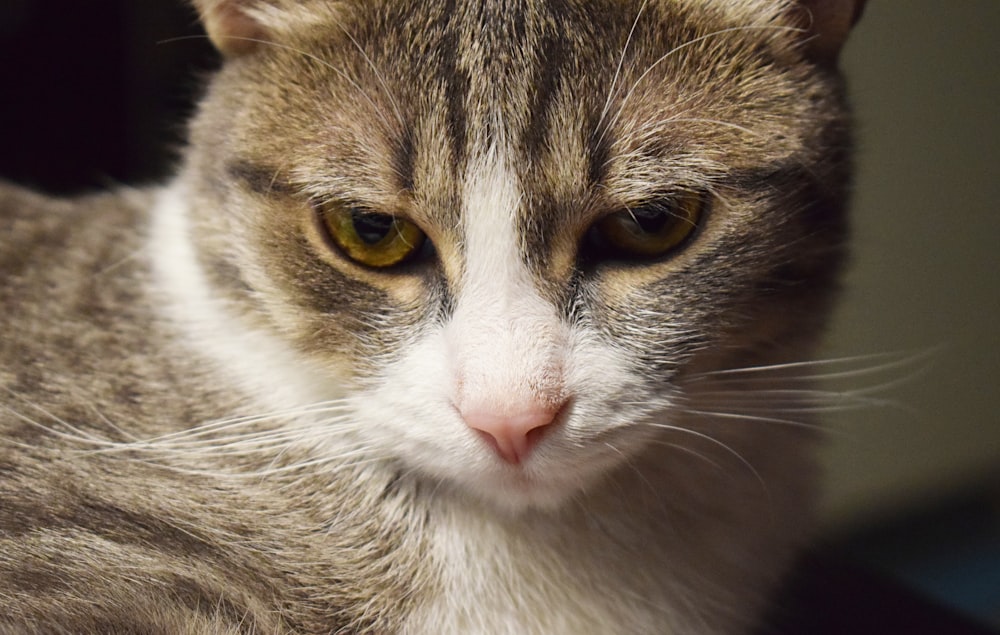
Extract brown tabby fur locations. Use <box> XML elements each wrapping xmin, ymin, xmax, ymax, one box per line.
<box><xmin>0</xmin><ymin>1</ymin><xmax>862</xmax><ymax>632</ymax></box>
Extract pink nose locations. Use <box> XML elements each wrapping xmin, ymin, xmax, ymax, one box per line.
<box><xmin>462</xmin><ymin>406</ymin><xmax>561</xmax><ymax>464</ymax></box>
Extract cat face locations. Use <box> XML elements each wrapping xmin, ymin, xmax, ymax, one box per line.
<box><xmin>181</xmin><ymin>0</ymin><xmax>852</xmax><ymax>510</ymax></box>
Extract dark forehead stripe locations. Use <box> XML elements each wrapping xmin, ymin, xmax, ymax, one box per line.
<box><xmin>517</xmin><ymin>1</ymin><xmax>624</xmax><ymax>167</ymax></box>
<box><xmin>375</xmin><ymin>0</ymin><xmax>470</xmax><ymax>183</ymax></box>
<box><xmin>587</xmin><ymin>115</ymin><xmax>613</xmax><ymax>187</ymax></box>
<box><xmin>521</xmin><ymin>17</ymin><xmax>567</xmax><ymax>163</ymax></box>
<box><xmin>393</xmin><ymin>127</ymin><xmax>416</xmax><ymax>193</ymax></box>
<box><xmin>504</xmin><ymin>3</ymin><xmax>632</xmax><ymax>283</ymax></box>
<box><xmin>438</xmin><ymin>0</ymin><xmax>471</xmax><ymax>170</ymax></box>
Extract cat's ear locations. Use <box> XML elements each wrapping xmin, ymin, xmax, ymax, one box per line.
<box><xmin>190</xmin><ymin>0</ymin><xmax>338</xmax><ymax>56</ymax></box>
<box><xmin>189</xmin><ymin>0</ymin><xmax>269</xmax><ymax>56</ymax></box>
<box><xmin>793</xmin><ymin>0</ymin><xmax>867</xmax><ymax>62</ymax></box>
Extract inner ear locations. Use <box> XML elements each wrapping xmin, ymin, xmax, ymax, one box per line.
<box><xmin>191</xmin><ymin>0</ymin><xmax>269</xmax><ymax>56</ymax></box>
<box><xmin>792</xmin><ymin>0</ymin><xmax>867</xmax><ymax>62</ymax></box>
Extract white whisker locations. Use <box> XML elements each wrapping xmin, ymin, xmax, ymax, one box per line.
<box><xmin>640</xmin><ymin>420</ymin><xmax>766</xmax><ymax>491</ymax></box>
<box><xmin>685</xmin><ymin>349</ymin><xmax>936</xmax><ymax>382</ymax></box>
<box><xmin>137</xmin><ymin>401</ymin><xmax>352</xmax><ymax>443</ymax></box>
<box><xmin>0</xmin><ymin>401</ymin><xmax>108</xmax><ymax>446</ymax></box>
<box><xmin>648</xmin><ymin>439</ymin><xmax>726</xmax><ymax>472</ymax></box>
<box><xmin>685</xmin><ymin>387</ymin><xmax>900</xmax><ymax>411</ymax></box>
<box><xmin>595</xmin><ymin>0</ymin><xmax>649</xmax><ymax>137</ymax></box>
<box><xmin>680</xmin><ymin>408</ymin><xmax>824</xmax><ymax>432</ymax></box>
<box><xmin>330</xmin><ymin>21</ymin><xmax>405</xmax><ymax>129</ymax></box>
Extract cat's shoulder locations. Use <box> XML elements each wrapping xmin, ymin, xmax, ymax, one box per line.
<box><xmin>0</xmin><ymin>181</ymin><xmax>160</xmax><ymax>378</ymax></box>
<box><xmin>0</xmin><ymin>180</ymin><xmax>152</xmax><ymax>248</ymax></box>
<box><xmin>0</xmin><ymin>181</ymin><xmax>156</xmax><ymax>295</ymax></box>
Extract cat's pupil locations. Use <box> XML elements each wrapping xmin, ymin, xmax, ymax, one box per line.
<box><xmin>630</xmin><ymin>205</ymin><xmax>673</xmax><ymax>233</ymax></box>
<box><xmin>352</xmin><ymin>211</ymin><xmax>395</xmax><ymax>245</ymax></box>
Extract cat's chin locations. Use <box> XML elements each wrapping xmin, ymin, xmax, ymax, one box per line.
<box><xmin>409</xmin><ymin>424</ymin><xmax>658</xmax><ymax>515</ymax></box>
<box><xmin>446</xmin><ymin>451</ymin><xmax>624</xmax><ymax>514</ymax></box>
<box><xmin>466</xmin><ymin>471</ymin><xmax>579</xmax><ymax>514</ymax></box>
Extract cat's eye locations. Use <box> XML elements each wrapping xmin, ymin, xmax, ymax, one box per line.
<box><xmin>588</xmin><ymin>191</ymin><xmax>706</xmax><ymax>261</ymax></box>
<box><xmin>318</xmin><ymin>203</ymin><xmax>427</xmax><ymax>268</ymax></box>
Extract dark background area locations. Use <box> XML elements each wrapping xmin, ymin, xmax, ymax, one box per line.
<box><xmin>0</xmin><ymin>0</ymin><xmax>215</xmax><ymax>193</ymax></box>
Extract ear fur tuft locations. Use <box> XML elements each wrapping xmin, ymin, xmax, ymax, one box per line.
<box><xmin>189</xmin><ymin>0</ymin><xmax>269</xmax><ymax>56</ymax></box>
<box><xmin>794</xmin><ymin>0</ymin><xmax>867</xmax><ymax>62</ymax></box>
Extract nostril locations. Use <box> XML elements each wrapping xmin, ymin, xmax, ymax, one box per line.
<box><xmin>462</xmin><ymin>407</ymin><xmax>560</xmax><ymax>464</ymax></box>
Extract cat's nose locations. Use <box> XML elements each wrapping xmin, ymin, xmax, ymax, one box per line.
<box><xmin>461</xmin><ymin>405</ymin><xmax>562</xmax><ymax>465</ymax></box>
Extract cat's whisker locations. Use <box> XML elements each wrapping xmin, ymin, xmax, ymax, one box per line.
<box><xmin>0</xmin><ymin>401</ymin><xmax>113</xmax><ymax>447</ymax></box>
<box><xmin>77</xmin><ymin>437</ymin><xmax>385</xmax><ymax>481</ymax></box>
<box><xmin>686</xmin><ymin>349</ymin><xmax>936</xmax><ymax>382</ymax></box>
<box><xmin>96</xmin><ymin>417</ymin><xmax>369</xmax><ymax>457</ymax></box>
<box><xmin>595</xmin><ymin>0</ymin><xmax>649</xmax><ymax>139</ymax></box>
<box><xmin>6</xmin><ymin>399</ymin><xmax>363</xmax><ymax>461</ymax></box>
<box><xmin>639</xmin><ymin>420</ymin><xmax>766</xmax><ymax>491</ymax></box>
<box><xmin>679</xmin><ymin>408</ymin><xmax>825</xmax><ymax>432</ymax></box>
<box><xmin>693</xmin><ymin>401</ymin><xmax>879</xmax><ymax>417</ymax></box>
<box><xmin>137</xmin><ymin>401</ymin><xmax>353</xmax><ymax>442</ymax></box>
<box><xmin>94</xmin><ymin>248</ymin><xmax>145</xmax><ymax>278</ymax></box>
<box><xmin>115</xmin><ymin>427</ymin><xmax>321</xmax><ymax>454</ymax></box>
<box><xmin>688</xmin><ymin>388</ymin><xmax>899</xmax><ymax>411</ymax></box>
<box><xmin>85</xmin><ymin>405</ymin><xmax>144</xmax><ymax>443</ymax></box>
<box><xmin>618</xmin><ymin>111</ymin><xmax>758</xmax><ymax>158</ymax></box>
<box><xmin>647</xmin><ymin>439</ymin><xmax>726</xmax><ymax>472</ymax></box>
<box><xmin>328</xmin><ymin>19</ymin><xmax>405</xmax><ymax>129</ymax></box>
<box><xmin>134</xmin><ymin>428</ymin><xmax>306</xmax><ymax>450</ymax></box>
<box><xmin>687</xmin><ymin>382</ymin><xmax>903</xmax><ymax>402</ymax></box>
<box><xmin>604</xmin><ymin>440</ymin><xmax>673</xmax><ymax>507</ymax></box>
<box><xmin>260</xmin><ymin>159</ymin><xmax>294</xmax><ymax>197</ymax></box>
<box><xmin>261</xmin><ymin>430</ymin><xmax>311</xmax><ymax>474</ymax></box>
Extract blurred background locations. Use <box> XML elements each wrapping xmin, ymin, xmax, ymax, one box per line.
<box><xmin>821</xmin><ymin>1</ymin><xmax>1000</xmax><ymax>626</ymax></box>
<box><xmin>0</xmin><ymin>0</ymin><xmax>997</xmax><ymax>627</ymax></box>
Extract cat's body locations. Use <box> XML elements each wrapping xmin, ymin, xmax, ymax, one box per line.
<box><xmin>0</xmin><ymin>1</ymin><xmax>863</xmax><ymax>633</ymax></box>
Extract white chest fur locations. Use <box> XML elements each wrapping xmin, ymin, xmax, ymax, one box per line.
<box><xmin>402</xmin><ymin>481</ymin><xmax>772</xmax><ymax>635</ymax></box>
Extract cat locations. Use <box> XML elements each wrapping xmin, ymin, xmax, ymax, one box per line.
<box><xmin>0</xmin><ymin>0</ymin><xmax>865</xmax><ymax>633</ymax></box>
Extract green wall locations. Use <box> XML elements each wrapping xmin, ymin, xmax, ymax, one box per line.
<box><xmin>823</xmin><ymin>0</ymin><xmax>1000</xmax><ymax>530</ymax></box>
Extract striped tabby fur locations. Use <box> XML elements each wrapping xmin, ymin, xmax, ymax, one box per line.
<box><xmin>0</xmin><ymin>1</ymin><xmax>863</xmax><ymax>632</ymax></box>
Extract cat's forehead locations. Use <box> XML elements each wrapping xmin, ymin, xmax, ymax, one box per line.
<box><xmin>261</xmin><ymin>0</ymin><xmax>812</xmax><ymax>194</ymax></box>
<box><xmin>223</xmin><ymin>0</ymin><xmax>824</xmax><ymax>278</ymax></box>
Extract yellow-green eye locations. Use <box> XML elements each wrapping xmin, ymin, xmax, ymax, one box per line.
<box><xmin>319</xmin><ymin>203</ymin><xmax>426</xmax><ymax>268</ymax></box>
<box><xmin>590</xmin><ymin>191</ymin><xmax>705</xmax><ymax>260</ymax></box>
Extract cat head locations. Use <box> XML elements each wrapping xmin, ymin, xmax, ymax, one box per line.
<box><xmin>178</xmin><ymin>0</ymin><xmax>862</xmax><ymax>511</ymax></box>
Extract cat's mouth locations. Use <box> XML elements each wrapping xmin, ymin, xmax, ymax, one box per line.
<box><xmin>464</xmin><ymin>430</ymin><xmax>641</xmax><ymax>512</ymax></box>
